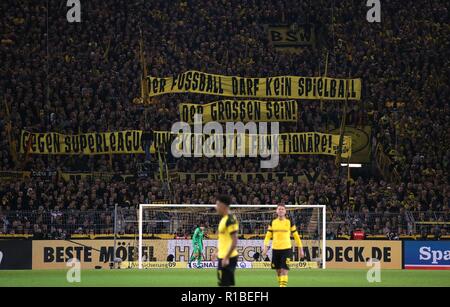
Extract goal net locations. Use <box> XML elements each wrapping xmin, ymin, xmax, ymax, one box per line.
<box><xmin>137</xmin><ymin>204</ymin><xmax>326</xmax><ymax>269</ymax></box>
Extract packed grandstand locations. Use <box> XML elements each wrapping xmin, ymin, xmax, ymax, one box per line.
<box><xmin>0</xmin><ymin>0</ymin><xmax>448</xmax><ymax>241</ymax></box>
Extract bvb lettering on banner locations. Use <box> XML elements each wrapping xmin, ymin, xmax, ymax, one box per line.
<box><xmin>179</xmin><ymin>100</ymin><xmax>299</xmax><ymax>123</ymax></box>
<box><xmin>145</xmin><ymin>71</ymin><xmax>361</xmax><ymax>100</ymax></box>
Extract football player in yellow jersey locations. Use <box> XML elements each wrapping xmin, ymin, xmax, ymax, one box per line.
<box><xmin>212</xmin><ymin>195</ymin><xmax>239</xmax><ymax>287</ymax></box>
<box><xmin>262</xmin><ymin>204</ymin><xmax>304</xmax><ymax>287</ymax></box>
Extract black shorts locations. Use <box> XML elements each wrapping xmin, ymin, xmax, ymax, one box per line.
<box><xmin>271</xmin><ymin>249</ymin><xmax>292</xmax><ymax>270</ymax></box>
<box><xmin>217</xmin><ymin>257</ymin><xmax>238</xmax><ymax>287</ymax></box>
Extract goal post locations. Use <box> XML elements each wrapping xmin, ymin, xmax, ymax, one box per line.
<box><xmin>138</xmin><ymin>204</ymin><xmax>326</xmax><ymax>269</ymax></box>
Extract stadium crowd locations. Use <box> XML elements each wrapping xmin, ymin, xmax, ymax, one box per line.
<box><xmin>0</xmin><ymin>0</ymin><xmax>449</xmax><ymax>239</ymax></box>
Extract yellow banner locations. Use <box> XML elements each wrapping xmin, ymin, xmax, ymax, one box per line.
<box><xmin>166</xmin><ymin>240</ymin><xmax>401</xmax><ymax>269</ymax></box>
<box><xmin>179</xmin><ymin>100</ymin><xmax>299</xmax><ymax>123</ymax></box>
<box><xmin>32</xmin><ymin>240</ymin><xmax>168</xmax><ymax>270</ymax></box>
<box><xmin>20</xmin><ymin>130</ymin><xmax>145</xmax><ymax>155</ymax></box>
<box><xmin>278</xmin><ymin>132</ymin><xmax>351</xmax><ymax>156</ymax></box>
<box><xmin>169</xmin><ymin>132</ymin><xmax>351</xmax><ymax>157</ymax></box>
<box><xmin>29</xmin><ymin>239</ymin><xmax>401</xmax><ymax>270</ymax></box>
<box><xmin>320</xmin><ymin>240</ymin><xmax>402</xmax><ymax>269</ymax></box>
<box><xmin>145</xmin><ymin>71</ymin><xmax>361</xmax><ymax>100</ymax></box>
<box><xmin>20</xmin><ymin>130</ymin><xmax>351</xmax><ymax>157</ymax></box>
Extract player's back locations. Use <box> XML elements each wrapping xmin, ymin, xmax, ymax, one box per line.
<box><xmin>217</xmin><ymin>214</ymin><xmax>239</xmax><ymax>259</ymax></box>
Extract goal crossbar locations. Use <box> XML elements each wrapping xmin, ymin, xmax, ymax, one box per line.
<box><xmin>138</xmin><ymin>204</ymin><xmax>326</xmax><ymax>269</ymax></box>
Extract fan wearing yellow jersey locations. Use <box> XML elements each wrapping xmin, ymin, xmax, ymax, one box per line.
<box><xmin>262</xmin><ymin>204</ymin><xmax>304</xmax><ymax>287</ymax></box>
<box><xmin>212</xmin><ymin>195</ymin><xmax>239</xmax><ymax>287</ymax></box>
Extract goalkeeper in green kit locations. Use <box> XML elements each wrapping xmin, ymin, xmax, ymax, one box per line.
<box><xmin>189</xmin><ymin>222</ymin><xmax>205</xmax><ymax>268</ymax></box>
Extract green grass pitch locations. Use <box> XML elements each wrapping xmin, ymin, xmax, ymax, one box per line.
<box><xmin>1</xmin><ymin>269</ymin><xmax>450</xmax><ymax>287</ymax></box>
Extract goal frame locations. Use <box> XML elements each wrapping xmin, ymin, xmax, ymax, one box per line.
<box><xmin>138</xmin><ymin>204</ymin><xmax>326</xmax><ymax>269</ymax></box>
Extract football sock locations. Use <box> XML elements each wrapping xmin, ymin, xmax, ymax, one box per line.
<box><xmin>279</xmin><ymin>275</ymin><xmax>288</xmax><ymax>287</ymax></box>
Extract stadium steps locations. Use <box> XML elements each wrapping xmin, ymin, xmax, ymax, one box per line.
<box><xmin>307</xmin><ymin>208</ymin><xmax>320</xmax><ymax>236</ymax></box>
